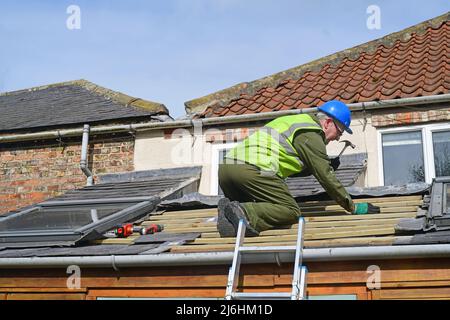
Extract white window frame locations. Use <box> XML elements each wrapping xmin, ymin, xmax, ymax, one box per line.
<box><xmin>378</xmin><ymin>122</ymin><xmax>450</xmax><ymax>185</ymax></box>
<box><xmin>210</xmin><ymin>142</ymin><xmax>237</xmax><ymax>195</ymax></box>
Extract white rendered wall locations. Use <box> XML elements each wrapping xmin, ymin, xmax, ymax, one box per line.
<box><xmin>134</xmin><ymin>112</ymin><xmax>381</xmax><ymax>195</ymax></box>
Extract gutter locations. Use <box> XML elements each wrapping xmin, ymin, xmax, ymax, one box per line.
<box><xmin>1</xmin><ymin>94</ymin><xmax>450</xmax><ymax>144</ymax></box>
<box><xmin>1</xmin><ymin>244</ymin><xmax>450</xmax><ymax>269</ymax></box>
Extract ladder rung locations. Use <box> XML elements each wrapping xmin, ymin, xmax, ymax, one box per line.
<box><xmin>238</xmin><ymin>246</ymin><xmax>296</xmax><ymax>253</ymax></box>
<box><xmin>232</xmin><ymin>292</ymin><xmax>292</xmax><ymax>300</ymax></box>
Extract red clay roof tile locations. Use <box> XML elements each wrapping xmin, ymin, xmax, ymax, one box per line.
<box><xmin>194</xmin><ymin>14</ymin><xmax>449</xmax><ymax>118</ymax></box>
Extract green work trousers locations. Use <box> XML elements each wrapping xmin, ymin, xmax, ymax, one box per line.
<box><xmin>218</xmin><ymin>163</ymin><xmax>301</xmax><ymax>232</ymax></box>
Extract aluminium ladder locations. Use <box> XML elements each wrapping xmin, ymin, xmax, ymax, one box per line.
<box><xmin>225</xmin><ymin>217</ymin><xmax>307</xmax><ymax>300</ymax></box>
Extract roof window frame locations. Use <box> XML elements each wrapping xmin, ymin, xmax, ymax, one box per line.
<box><xmin>0</xmin><ymin>196</ymin><xmax>159</xmax><ymax>244</ymax></box>
<box><xmin>210</xmin><ymin>142</ymin><xmax>237</xmax><ymax>195</ymax></box>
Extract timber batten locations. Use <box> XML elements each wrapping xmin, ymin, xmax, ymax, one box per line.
<box><xmin>93</xmin><ymin>195</ymin><xmax>423</xmax><ymax>248</ymax></box>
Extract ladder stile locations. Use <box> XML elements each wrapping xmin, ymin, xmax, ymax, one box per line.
<box><xmin>225</xmin><ymin>219</ymin><xmax>247</xmax><ymax>300</ymax></box>
<box><xmin>299</xmin><ymin>266</ymin><xmax>308</xmax><ymax>300</ymax></box>
<box><xmin>291</xmin><ymin>217</ymin><xmax>306</xmax><ymax>300</ymax></box>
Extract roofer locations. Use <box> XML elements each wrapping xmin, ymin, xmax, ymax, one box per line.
<box><xmin>217</xmin><ymin>100</ymin><xmax>380</xmax><ymax>237</ymax></box>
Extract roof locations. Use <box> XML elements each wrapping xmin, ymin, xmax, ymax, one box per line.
<box><xmin>0</xmin><ymin>79</ymin><xmax>170</xmax><ymax>133</ymax></box>
<box><xmin>47</xmin><ymin>166</ymin><xmax>202</xmax><ymax>203</ymax></box>
<box><xmin>0</xmin><ymin>192</ymin><xmax>425</xmax><ymax>258</ymax></box>
<box><xmin>0</xmin><ymin>167</ymin><xmax>201</xmax><ymax>249</ymax></box>
<box><xmin>186</xmin><ymin>12</ymin><xmax>450</xmax><ymax>117</ymax></box>
<box><xmin>138</xmin><ymin>194</ymin><xmax>425</xmax><ymax>253</ymax></box>
<box><xmin>395</xmin><ymin>177</ymin><xmax>450</xmax><ymax>245</ymax></box>
<box><xmin>0</xmin><ymin>163</ymin><xmax>437</xmax><ymax>259</ymax></box>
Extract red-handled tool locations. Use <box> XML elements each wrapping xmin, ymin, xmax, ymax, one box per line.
<box><xmin>113</xmin><ymin>223</ymin><xmax>164</xmax><ymax>238</ymax></box>
<box><xmin>139</xmin><ymin>224</ymin><xmax>164</xmax><ymax>235</ymax></box>
<box><xmin>114</xmin><ymin>223</ymin><xmax>134</xmax><ymax>238</ymax></box>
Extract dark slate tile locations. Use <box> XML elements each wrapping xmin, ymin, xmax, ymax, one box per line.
<box><xmin>0</xmin><ymin>83</ymin><xmax>160</xmax><ymax>131</ymax></box>
<box><xmin>0</xmin><ymin>247</ymin><xmax>53</xmax><ymax>258</ymax></box>
<box><xmin>395</xmin><ymin>217</ymin><xmax>426</xmax><ymax>233</ymax></box>
<box><xmin>0</xmin><ymin>244</ymin><xmax>162</xmax><ymax>257</ymax></box>
<box><xmin>34</xmin><ymin>244</ymin><xmax>161</xmax><ymax>256</ymax></box>
<box><xmin>407</xmin><ymin>230</ymin><xmax>450</xmax><ymax>245</ymax></box>
<box><xmin>42</xmin><ymin>177</ymin><xmax>189</xmax><ymax>202</ymax></box>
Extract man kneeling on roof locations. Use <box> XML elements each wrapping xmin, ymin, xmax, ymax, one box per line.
<box><xmin>217</xmin><ymin>100</ymin><xmax>380</xmax><ymax>238</ymax></box>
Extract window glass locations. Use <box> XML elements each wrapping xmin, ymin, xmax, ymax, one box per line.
<box><xmin>0</xmin><ymin>203</ymin><xmax>134</xmax><ymax>232</ymax></box>
<box><xmin>382</xmin><ymin>131</ymin><xmax>424</xmax><ymax>185</ymax></box>
<box><xmin>432</xmin><ymin>131</ymin><xmax>450</xmax><ymax>177</ymax></box>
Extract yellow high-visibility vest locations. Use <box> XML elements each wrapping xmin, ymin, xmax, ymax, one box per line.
<box><xmin>226</xmin><ymin>114</ymin><xmax>323</xmax><ymax>178</ymax></box>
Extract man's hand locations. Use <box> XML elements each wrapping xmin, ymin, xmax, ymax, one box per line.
<box><xmin>330</xmin><ymin>157</ymin><xmax>340</xmax><ymax>171</ymax></box>
<box><xmin>353</xmin><ymin>203</ymin><xmax>381</xmax><ymax>215</ymax></box>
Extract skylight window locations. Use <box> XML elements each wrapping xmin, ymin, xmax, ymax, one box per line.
<box><xmin>0</xmin><ymin>203</ymin><xmax>134</xmax><ymax>233</ymax></box>
<box><xmin>0</xmin><ymin>197</ymin><xmax>158</xmax><ymax>244</ymax></box>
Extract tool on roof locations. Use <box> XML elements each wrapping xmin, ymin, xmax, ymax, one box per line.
<box><xmin>114</xmin><ymin>223</ymin><xmax>164</xmax><ymax>238</ymax></box>
<box><xmin>331</xmin><ymin>140</ymin><xmax>356</xmax><ymax>171</ymax></box>
<box><xmin>140</xmin><ymin>224</ymin><xmax>164</xmax><ymax>235</ymax></box>
<box><xmin>225</xmin><ymin>217</ymin><xmax>307</xmax><ymax>300</ymax></box>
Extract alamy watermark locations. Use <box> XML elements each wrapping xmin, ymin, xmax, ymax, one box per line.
<box><xmin>366</xmin><ymin>5</ymin><xmax>381</xmax><ymax>30</ymax></box>
<box><xmin>366</xmin><ymin>265</ymin><xmax>381</xmax><ymax>289</ymax></box>
<box><xmin>66</xmin><ymin>265</ymin><xmax>81</xmax><ymax>289</ymax></box>
<box><xmin>170</xmin><ymin>124</ymin><xmax>280</xmax><ymax>176</ymax></box>
<box><xmin>66</xmin><ymin>5</ymin><xmax>81</xmax><ymax>30</ymax></box>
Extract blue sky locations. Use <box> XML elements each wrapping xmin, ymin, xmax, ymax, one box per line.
<box><xmin>0</xmin><ymin>1</ymin><xmax>448</xmax><ymax>118</ymax></box>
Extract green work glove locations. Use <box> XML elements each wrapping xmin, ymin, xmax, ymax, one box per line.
<box><xmin>353</xmin><ymin>203</ymin><xmax>381</xmax><ymax>215</ymax></box>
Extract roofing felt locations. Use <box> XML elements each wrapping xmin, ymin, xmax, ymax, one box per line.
<box><xmin>188</xmin><ymin>12</ymin><xmax>450</xmax><ymax>118</ymax></box>
<box><xmin>0</xmin><ymin>79</ymin><xmax>169</xmax><ymax>132</ymax></box>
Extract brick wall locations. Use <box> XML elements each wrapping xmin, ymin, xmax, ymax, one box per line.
<box><xmin>372</xmin><ymin>108</ymin><xmax>450</xmax><ymax>127</ymax></box>
<box><xmin>0</xmin><ymin>135</ymin><xmax>134</xmax><ymax>215</ymax></box>
<box><xmin>164</xmin><ymin>127</ymin><xmax>255</xmax><ymax>143</ymax></box>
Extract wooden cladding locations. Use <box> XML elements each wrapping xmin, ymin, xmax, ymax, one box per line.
<box><xmin>2</xmin><ymin>258</ymin><xmax>450</xmax><ymax>300</ymax></box>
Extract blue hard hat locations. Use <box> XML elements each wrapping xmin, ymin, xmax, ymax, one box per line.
<box><xmin>317</xmin><ymin>100</ymin><xmax>353</xmax><ymax>134</ymax></box>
